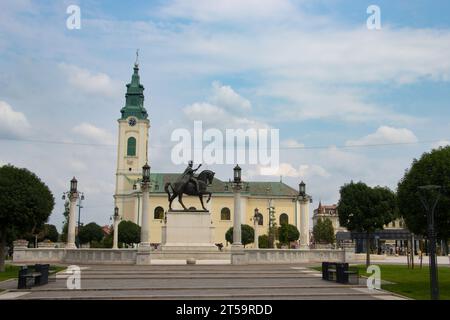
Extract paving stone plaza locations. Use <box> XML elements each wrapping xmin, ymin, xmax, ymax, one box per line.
<box><xmin>0</xmin><ymin>264</ymin><xmax>404</xmax><ymax>300</ymax></box>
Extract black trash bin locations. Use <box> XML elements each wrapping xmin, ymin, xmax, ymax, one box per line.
<box><xmin>17</xmin><ymin>266</ymin><xmax>33</xmax><ymax>289</ymax></box>
<box><xmin>34</xmin><ymin>264</ymin><xmax>49</xmax><ymax>286</ymax></box>
<box><xmin>336</xmin><ymin>263</ymin><xmax>349</xmax><ymax>284</ymax></box>
<box><xmin>322</xmin><ymin>262</ymin><xmax>330</xmax><ymax>280</ymax></box>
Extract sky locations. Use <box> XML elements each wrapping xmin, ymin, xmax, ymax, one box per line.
<box><xmin>1</xmin><ymin>0</ymin><xmax>450</xmax><ymax>231</ymax></box>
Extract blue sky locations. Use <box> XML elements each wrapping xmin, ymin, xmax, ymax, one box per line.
<box><xmin>1</xmin><ymin>0</ymin><xmax>450</xmax><ymax>230</ymax></box>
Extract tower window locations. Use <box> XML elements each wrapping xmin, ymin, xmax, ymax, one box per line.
<box><xmin>127</xmin><ymin>137</ymin><xmax>136</xmax><ymax>156</ymax></box>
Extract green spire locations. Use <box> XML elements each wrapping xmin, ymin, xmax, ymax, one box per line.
<box><xmin>120</xmin><ymin>58</ymin><xmax>148</xmax><ymax>120</ymax></box>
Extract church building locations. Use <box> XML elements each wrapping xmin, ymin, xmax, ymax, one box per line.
<box><xmin>113</xmin><ymin>61</ymin><xmax>311</xmax><ymax>247</ymax></box>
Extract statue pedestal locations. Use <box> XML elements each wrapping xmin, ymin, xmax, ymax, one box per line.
<box><xmin>161</xmin><ymin>210</ymin><xmax>217</xmax><ymax>252</ymax></box>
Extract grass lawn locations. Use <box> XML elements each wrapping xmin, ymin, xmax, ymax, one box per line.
<box><xmin>0</xmin><ymin>265</ymin><xmax>66</xmax><ymax>282</ymax></box>
<box><xmin>312</xmin><ymin>264</ymin><xmax>450</xmax><ymax>300</ymax></box>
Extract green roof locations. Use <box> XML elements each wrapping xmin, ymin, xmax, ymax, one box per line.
<box><xmin>149</xmin><ymin>173</ymin><xmax>299</xmax><ymax>197</ymax></box>
<box><xmin>120</xmin><ymin>63</ymin><xmax>148</xmax><ymax>120</ymax></box>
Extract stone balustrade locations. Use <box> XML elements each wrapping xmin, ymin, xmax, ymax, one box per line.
<box><xmin>13</xmin><ymin>246</ymin><xmax>354</xmax><ymax>265</ymax></box>
<box><xmin>233</xmin><ymin>248</ymin><xmax>347</xmax><ymax>265</ymax></box>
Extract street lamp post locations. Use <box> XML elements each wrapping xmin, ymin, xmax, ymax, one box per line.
<box><xmin>75</xmin><ymin>192</ymin><xmax>85</xmax><ymax>248</ymax></box>
<box><xmin>297</xmin><ymin>181</ymin><xmax>312</xmax><ymax>249</ymax></box>
<box><xmin>139</xmin><ymin>163</ymin><xmax>151</xmax><ymax>248</ymax></box>
<box><xmin>112</xmin><ymin>206</ymin><xmax>121</xmax><ymax>249</ymax></box>
<box><xmin>62</xmin><ymin>177</ymin><xmax>83</xmax><ymax>249</ymax></box>
<box><xmin>418</xmin><ymin>184</ymin><xmax>442</xmax><ymax>300</ymax></box>
<box><xmin>252</xmin><ymin>208</ymin><xmax>260</xmax><ymax>249</ymax></box>
<box><xmin>231</xmin><ymin>165</ymin><xmax>243</xmax><ymax>248</ymax></box>
<box><xmin>133</xmin><ymin>183</ymin><xmax>142</xmax><ymax>226</ymax></box>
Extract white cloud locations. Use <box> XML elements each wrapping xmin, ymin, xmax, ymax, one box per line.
<box><xmin>264</xmin><ymin>83</ymin><xmax>420</xmax><ymax>124</ymax></box>
<box><xmin>431</xmin><ymin>140</ymin><xmax>450</xmax><ymax>149</ymax></box>
<box><xmin>0</xmin><ymin>101</ymin><xmax>30</xmax><ymax>138</ymax></box>
<box><xmin>183</xmin><ymin>82</ymin><xmax>268</xmax><ymax>130</ymax></box>
<box><xmin>159</xmin><ymin>0</ymin><xmax>296</xmax><ymax>23</ymax></box>
<box><xmin>72</xmin><ymin>123</ymin><xmax>114</xmax><ymax>145</ymax></box>
<box><xmin>68</xmin><ymin>159</ymin><xmax>88</xmax><ymax>173</ymax></box>
<box><xmin>210</xmin><ymin>81</ymin><xmax>251</xmax><ymax>113</ymax></box>
<box><xmin>281</xmin><ymin>139</ymin><xmax>304</xmax><ymax>148</ymax></box>
<box><xmin>59</xmin><ymin>63</ymin><xmax>119</xmax><ymax>98</ymax></box>
<box><xmin>259</xmin><ymin>162</ymin><xmax>330</xmax><ymax>178</ymax></box>
<box><xmin>346</xmin><ymin>126</ymin><xmax>418</xmax><ymax>146</ymax></box>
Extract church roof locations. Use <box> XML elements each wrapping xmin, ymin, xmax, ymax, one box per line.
<box><xmin>120</xmin><ymin>61</ymin><xmax>148</xmax><ymax>120</ymax></box>
<box><xmin>149</xmin><ymin>173</ymin><xmax>299</xmax><ymax>197</ymax></box>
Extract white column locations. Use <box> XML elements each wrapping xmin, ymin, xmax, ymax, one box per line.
<box><xmin>295</xmin><ymin>200</ymin><xmax>300</xmax><ymax>229</ymax></box>
<box><xmin>113</xmin><ymin>216</ymin><xmax>120</xmax><ymax>249</ymax></box>
<box><xmin>232</xmin><ymin>185</ymin><xmax>242</xmax><ymax>247</ymax></box>
<box><xmin>299</xmin><ymin>200</ymin><xmax>310</xmax><ymax>249</ymax></box>
<box><xmin>66</xmin><ymin>193</ymin><xmax>77</xmax><ymax>249</ymax></box>
<box><xmin>139</xmin><ymin>183</ymin><xmax>151</xmax><ymax>248</ymax></box>
<box><xmin>253</xmin><ymin>220</ymin><xmax>259</xmax><ymax>249</ymax></box>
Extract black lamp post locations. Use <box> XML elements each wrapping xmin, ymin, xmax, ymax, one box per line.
<box><xmin>233</xmin><ymin>165</ymin><xmax>242</xmax><ymax>184</ymax></box>
<box><xmin>76</xmin><ymin>192</ymin><xmax>85</xmax><ymax>248</ymax></box>
<box><xmin>70</xmin><ymin>177</ymin><xmax>78</xmax><ymax>194</ymax></box>
<box><xmin>299</xmin><ymin>181</ymin><xmax>306</xmax><ymax>196</ymax></box>
<box><xmin>253</xmin><ymin>208</ymin><xmax>260</xmax><ymax>225</ymax></box>
<box><xmin>142</xmin><ymin>163</ymin><xmax>151</xmax><ymax>183</ymax></box>
<box><xmin>418</xmin><ymin>184</ymin><xmax>442</xmax><ymax>300</ymax></box>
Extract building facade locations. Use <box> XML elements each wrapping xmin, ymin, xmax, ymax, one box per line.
<box><xmin>114</xmin><ymin>62</ymin><xmax>310</xmax><ymax>247</ymax></box>
<box><xmin>312</xmin><ymin>202</ymin><xmax>346</xmax><ymax>234</ymax></box>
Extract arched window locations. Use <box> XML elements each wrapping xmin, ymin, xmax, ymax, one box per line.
<box><xmin>127</xmin><ymin>137</ymin><xmax>136</xmax><ymax>156</ymax></box>
<box><xmin>256</xmin><ymin>213</ymin><xmax>263</xmax><ymax>226</ymax></box>
<box><xmin>189</xmin><ymin>206</ymin><xmax>196</xmax><ymax>211</ymax></box>
<box><xmin>221</xmin><ymin>207</ymin><xmax>230</xmax><ymax>220</ymax></box>
<box><xmin>154</xmin><ymin>206</ymin><xmax>164</xmax><ymax>219</ymax></box>
<box><xmin>280</xmin><ymin>213</ymin><xmax>289</xmax><ymax>225</ymax></box>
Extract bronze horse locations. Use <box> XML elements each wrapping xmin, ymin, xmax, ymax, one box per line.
<box><xmin>164</xmin><ymin>169</ymin><xmax>215</xmax><ymax>211</ymax></box>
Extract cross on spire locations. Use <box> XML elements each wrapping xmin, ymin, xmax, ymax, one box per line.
<box><xmin>135</xmin><ymin>49</ymin><xmax>139</xmax><ymax>67</ymax></box>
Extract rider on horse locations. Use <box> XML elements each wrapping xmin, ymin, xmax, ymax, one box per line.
<box><xmin>179</xmin><ymin>160</ymin><xmax>201</xmax><ymax>194</ymax></box>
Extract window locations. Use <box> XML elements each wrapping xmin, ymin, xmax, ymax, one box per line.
<box><xmin>221</xmin><ymin>207</ymin><xmax>231</xmax><ymax>220</ymax></box>
<box><xmin>279</xmin><ymin>213</ymin><xmax>289</xmax><ymax>225</ymax></box>
<box><xmin>127</xmin><ymin>137</ymin><xmax>136</xmax><ymax>156</ymax></box>
<box><xmin>392</xmin><ymin>221</ymin><xmax>396</xmax><ymax>228</ymax></box>
<box><xmin>189</xmin><ymin>206</ymin><xmax>196</xmax><ymax>211</ymax></box>
<box><xmin>256</xmin><ymin>213</ymin><xmax>263</xmax><ymax>226</ymax></box>
<box><xmin>154</xmin><ymin>206</ymin><xmax>164</xmax><ymax>219</ymax></box>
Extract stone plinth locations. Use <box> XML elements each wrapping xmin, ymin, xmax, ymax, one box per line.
<box><xmin>161</xmin><ymin>210</ymin><xmax>217</xmax><ymax>252</ymax></box>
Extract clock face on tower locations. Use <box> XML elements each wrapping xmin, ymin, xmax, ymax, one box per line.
<box><xmin>128</xmin><ymin>118</ymin><xmax>137</xmax><ymax>126</ymax></box>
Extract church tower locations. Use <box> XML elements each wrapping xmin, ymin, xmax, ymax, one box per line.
<box><xmin>114</xmin><ymin>57</ymin><xmax>150</xmax><ymax>224</ymax></box>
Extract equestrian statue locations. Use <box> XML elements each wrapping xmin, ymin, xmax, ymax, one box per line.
<box><xmin>164</xmin><ymin>161</ymin><xmax>215</xmax><ymax>211</ymax></box>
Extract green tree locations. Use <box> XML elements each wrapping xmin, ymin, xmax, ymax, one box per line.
<box><xmin>278</xmin><ymin>224</ymin><xmax>300</xmax><ymax>246</ymax></box>
<box><xmin>60</xmin><ymin>222</ymin><xmax>68</xmax><ymax>242</ymax></box>
<box><xmin>397</xmin><ymin>146</ymin><xmax>450</xmax><ymax>249</ymax></box>
<box><xmin>338</xmin><ymin>181</ymin><xmax>397</xmax><ymax>266</ymax></box>
<box><xmin>43</xmin><ymin>224</ymin><xmax>59</xmax><ymax>242</ymax></box>
<box><xmin>102</xmin><ymin>232</ymin><xmax>113</xmax><ymax>248</ymax></box>
<box><xmin>0</xmin><ymin>165</ymin><xmax>55</xmax><ymax>272</ymax></box>
<box><xmin>60</xmin><ymin>200</ymin><xmax>70</xmax><ymax>242</ymax></box>
<box><xmin>118</xmin><ymin>220</ymin><xmax>140</xmax><ymax>246</ymax></box>
<box><xmin>313</xmin><ymin>218</ymin><xmax>335</xmax><ymax>244</ymax></box>
<box><xmin>78</xmin><ymin>222</ymin><xmax>104</xmax><ymax>246</ymax></box>
<box><xmin>225</xmin><ymin>224</ymin><xmax>255</xmax><ymax>247</ymax></box>
<box><xmin>268</xmin><ymin>206</ymin><xmax>277</xmax><ymax>248</ymax></box>
<box><xmin>258</xmin><ymin>234</ymin><xmax>269</xmax><ymax>248</ymax></box>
